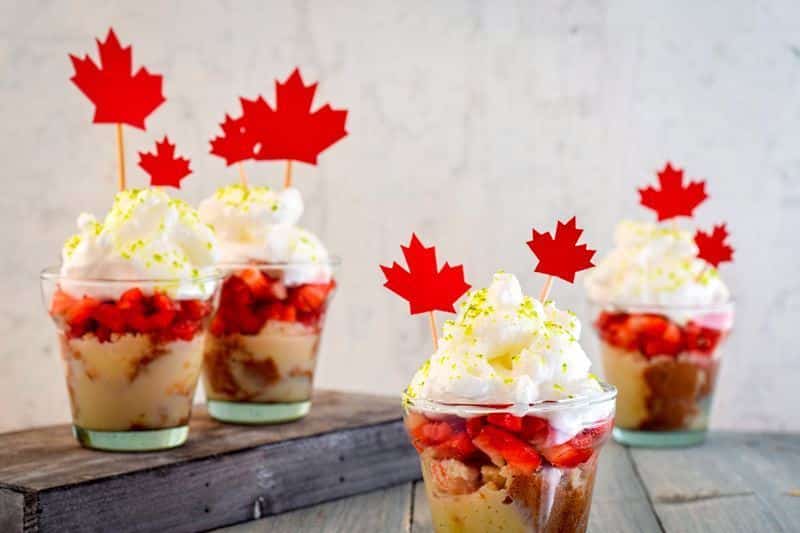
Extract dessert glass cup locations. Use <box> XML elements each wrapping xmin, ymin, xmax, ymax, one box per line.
<box><xmin>40</xmin><ymin>267</ymin><xmax>222</xmax><ymax>452</ymax></box>
<box><xmin>588</xmin><ymin>299</ymin><xmax>734</xmax><ymax>447</ymax></box>
<box><xmin>202</xmin><ymin>260</ymin><xmax>338</xmax><ymax>424</ymax></box>
<box><xmin>404</xmin><ymin>384</ymin><xmax>616</xmax><ymax>533</ymax></box>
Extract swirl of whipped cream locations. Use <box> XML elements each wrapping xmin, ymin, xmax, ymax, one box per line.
<box><xmin>584</xmin><ymin>220</ymin><xmax>730</xmax><ymax>314</ymax></box>
<box><xmin>198</xmin><ymin>184</ymin><xmax>332</xmax><ymax>286</ymax></box>
<box><xmin>59</xmin><ymin>188</ymin><xmax>219</xmax><ymax>300</ymax></box>
<box><xmin>405</xmin><ymin>272</ymin><xmax>609</xmax><ymax>440</ymax></box>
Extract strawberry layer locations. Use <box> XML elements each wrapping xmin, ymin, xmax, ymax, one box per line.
<box><xmin>595</xmin><ymin>311</ymin><xmax>727</xmax><ymax>358</ymax></box>
<box><xmin>210</xmin><ymin>268</ymin><xmax>335</xmax><ymax>336</ymax></box>
<box><xmin>405</xmin><ymin>411</ymin><xmax>613</xmax><ymax>474</ymax></box>
<box><xmin>51</xmin><ymin>287</ymin><xmax>213</xmax><ymax>343</ymax></box>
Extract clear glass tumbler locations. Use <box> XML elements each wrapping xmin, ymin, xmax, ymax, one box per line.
<box><xmin>40</xmin><ymin>267</ymin><xmax>222</xmax><ymax>451</ymax></box>
<box><xmin>202</xmin><ymin>261</ymin><xmax>337</xmax><ymax>424</ymax></box>
<box><xmin>588</xmin><ymin>299</ymin><xmax>734</xmax><ymax>447</ymax></box>
<box><xmin>404</xmin><ymin>384</ymin><xmax>616</xmax><ymax>533</ymax></box>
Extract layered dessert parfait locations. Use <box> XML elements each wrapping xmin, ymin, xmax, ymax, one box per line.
<box><xmin>404</xmin><ymin>273</ymin><xmax>615</xmax><ymax>533</ymax></box>
<box><xmin>41</xmin><ymin>189</ymin><xmax>221</xmax><ymax>451</ymax></box>
<box><xmin>585</xmin><ymin>220</ymin><xmax>733</xmax><ymax>446</ymax></box>
<box><xmin>198</xmin><ymin>184</ymin><xmax>336</xmax><ymax>423</ymax></box>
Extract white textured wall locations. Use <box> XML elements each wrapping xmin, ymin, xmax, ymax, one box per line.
<box><xmin>1</xmin><ymin>0</ymin><xmax>797</xmax><ymax>432</ymax></box>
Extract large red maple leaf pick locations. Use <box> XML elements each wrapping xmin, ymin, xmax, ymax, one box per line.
<box><xmin>527</xmin><ymin>217</ymin><xmax>596</xmax><ymax>283</ymax></box>
<box><xmin>241</xmin><ymin>68</ymin><xmax>348</xmax><ymax>164</ymax></box>
<box><xmin>694</xmin><ymin>224</ymin><xmax>734</xmax><ymax>268</ymax></box>
<box><xmin>69</xmin><ymin>28</ymin><xmax>165</xmax><ymax>129</ymax></box>
<box><xmin>209</xmin><ymin>114</ymin><xmax>256</xmax><ymax>166</ymax></box>
<box><xmin>138</xmin><ymin>136</ymin><xmax>192</xmax><ymax>189</ymax></box>
<box><xmin>380</xmin><ymin>234</ymin><xmax>471</xmax><ymax>315</ymax></box>
<box><xmin>639</xmin><ymin>162</ymin><xmax>709</xmax><ymax>221</ymax></box>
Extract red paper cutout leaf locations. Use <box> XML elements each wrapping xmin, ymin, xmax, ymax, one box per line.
<box><xmin>69</xmin><ymin>28</ymin><xmax>165</xmax><ymax>130</ymax></box>
<box><xmin>240</xmin><ymin>68</ymin><xmax>348</xmax><ymax>164</ymax></box>
<box><xmin>694</xmin><ymin>224</ymin><xmax>734</xmax><ymax>268</ymax></box>
<box><xmin>527</xmin><ymin>217</ymin><xmax>596</xmax><ymax>283</ymax></box>
<box><xmin>138</xmin><ymin>136</ymin><xmax>192</xmax><ymax>189</ymax></box>
<box><xmin>639</xmin><ymin>162</ymin><xmax>708</xmax><ymax>221</ymax></box>
<box><xmin>209</xmin><ymin>113</ymin><xmax>256</xmax><ymax>166</ymax></box>
<box><xmin>380</xmin><ymin>234</ymin><xmax>471</xmax><ymax>315</ymax></box>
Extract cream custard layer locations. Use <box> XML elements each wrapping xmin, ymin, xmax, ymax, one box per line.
<box><xmin>420</xmin><ymin>452</ymin><xmax>597</xmax><ymax>533</ymax></box>
<box><xmin>60</xmin><ymin>333</ymin><xmax>204</xmax><ymax>431</ymax></box>
<box><xmin>203</xmin><ymin>321</ymin><xmax>320</xmax><ymax>403</ymax></box>
<box><xmin>600</xmin><ymin>342</ymin><xmax>718</xmax><ymax>431</ymax></box>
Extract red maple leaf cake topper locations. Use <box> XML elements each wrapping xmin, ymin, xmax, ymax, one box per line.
<box><xmin>381</xmin><ymin>234</ymin><xmax>471</xmax><ymax>315</ymax></box>
<box><xmin>694</xmin><ymin>224</ymin><xmax>734</xmax><ymax>268</ymax></box>
<box><xmin>639</xmin><ymin>162</ymin><xmax>708</xmax><ymax>221</ymax></box>
<box><xmin>527</xmin><ymin>217</ymin><xmax>596</xmax><ymax>283</ymax></box>
<box><xmin>210</xmin><ymin>114</ymin><xmax>255</xmax><ymax>166</ymax></box>
<box><xmin>138</xmin><ymin>136</ymin><xmax>192</xmax><ymax>189</ymax></box>
<box><xmin>240</xmin><ymin>68</ymin><xmax>348</xmax><ymax>164</ymax></box>
<box><xmin>69</xmin><ymin>28</ymin><xmax>165</xmax><ymax>129</ymax></box>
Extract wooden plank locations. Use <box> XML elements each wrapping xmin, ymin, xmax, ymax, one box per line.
<box><xmin>0</xmin><ymin>391</ymin><xmax>421</xmax><ymax>532</ymax></box>
<box><xmin>630</xmin><ymin>432</ymin><xmax>799</xmax><ymax>532</ymax></box>
<box><xmin>410</xmin><ymin>441</ymin><xmax>661</xmax><ymax>533</ymax></box>
<box><xmin>218</xmin><ymin>482</ymin><xmax>413</xmax><ymax>533</ymax></box>
<box><xmin>589</xmin><ymin>441</ymin><xmax>663</xmax><ymax>533</ymax></box>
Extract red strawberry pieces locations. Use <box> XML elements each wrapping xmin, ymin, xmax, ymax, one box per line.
<box><xmin>211</xmin><ymin>268</ymin><xmax>336</xmax><ymax>336</ymax></box>
<box><xmin>596</xmin><ymin>311</ymin><xmax>726</xmax><ymax>358</ymax></box>
<box><xmin>50</xmin><ymin>287</ymin><xmax>212</xmax><ymax>343</ymax></box>
<box><xmin>406</xmin><ymin>411</ymin><xmax>613</xmax><ymax>474</ymax></box>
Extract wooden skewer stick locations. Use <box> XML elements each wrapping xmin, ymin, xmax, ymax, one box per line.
<box><xmin>428</xmin><ymin>311</ymin><xmax>439</xmax><ymax>350</ymax></box>
<box><xmin>115</xmin><ymin>123</ymin><xmax>126</xmax><ymax>192</ymax></box>
<box><xmin>538</xmin><ymin>275</ymin><xmax>554</xmax><ymax>303</ymax></box>
<box><xmin>284</xmin><ymin>160</ymin><xmax>293</xmax><ymax>189</ymax></box>
<box><xmin>237</xmin><ymin>162</ymin><xmax>248</xmax><ymax>187</ymax></box>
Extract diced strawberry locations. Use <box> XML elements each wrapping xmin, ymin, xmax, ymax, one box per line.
<box><xmin>541</xmin><ymin>442</ymin><xmax>593</xmax><ymax>468</ymax></box>
<box><xmin>67</xmin><ymin>296</ymin><xmax>101</xmax><ymax>329</ymax></box>
<box><xmin>152</xmin><ymin>293</ymin><xmax>179</xmax><ymax>313</ymax></box>
<box><xmin>433</xmin><ymin>432</ymin><xmax>478</xmax><ymax>461</ymax></box>
<box><xmin>50</xmin><ymin>289</ymin><xmax>76</xmax><ymax>316</ymax></box>
<box><xmin>238</xmin><ymin>268</ymin><xmax>272</xmax><ymax>300</ymax></box>
<box><xmin>281</xmin><ymin>304</ymin><xmax>297</xmax><ymax>322</ymax></box>
<box><xmin>270</xmin><ymin>280</ymin><xmax>288</xmax><ymax>300</ymax></box>
<box><xmin>520</xmin><ymin>416</ymin><xmax>550</xmax><ymax>444</ymax></box>
<box><xmin>95</xmin><ymin>326</ymin><xmax>111</xmax><ymax>343</ymax></box>
<box><xmin>237</xmin><ymin>307</ymin><xmax>264</xmax><ymax>335</ymax></box>
<box><xmin>93</xmin><ymin>303</ymin><xmax>126</xmax><ymax>333</ymax></box>
<box><xmin>292</xmin><ymin>284</ymin><xmax>329</xmax><ymax>312</ymax></box>
<box><xmin>473</xmin><ymin>426</ymin><xmax>542</xmax><ymax>474</ymax></box>
<box><xmin>685</xmin><ymin>321</ymin><xmax>723</xmax><ymax>355</ymax></box>
<box><xmin>180</xmin><ymin>299</ymin><xmax>210</xmax><ymax>321</ymax></box>
<box><xmin>627</xmin><ymin>314</ymin><xmax>668</xmax><ymax>337</ymax></box>
<box><xmin>117</xmin><ymin>288</ymin><xmax>145</xmax><ymax>312</ymax></box>
<box><xmin>486</xmin><ymin>413</ymin><xmax>523</xmax><ymax>433</ymax></box>
<box><xmin>210</xmin><ymin>314</ymin><xmax>225</xmax><ymax>336</ymax></box>
<box><xmin>583</xmin><ymin>418</ymin><xmax>614</xmax><ymax>446</ymax></box>
<box><xmin>171</xmin><ymin>320</ymin><xmax>199</xmax><ymax>341</ymax></box>
<box><xmin>420</xmin><ymin>421</ymin><xmax>454</xmax><ymax>445</ymax></box>
<box><xmin>466</xmin><ymin>417</ymin><xmax>485</xmax><ymax>438</ymax></box>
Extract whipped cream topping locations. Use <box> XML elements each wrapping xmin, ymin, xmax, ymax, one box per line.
<box><xmin>59</xmin><ymin>188</ymin><xmax>219</xmax><ymax>299</ymax></box>
<box><xmin>405</xmin><ymin>273</ymin><xmax>611</xmax><ymax>441</ymax></box>
<box><xmin>198</xmin><ymin>184</ymin><xmax>332</xmax><ymax>286</ymax></box>
<box><xmin>584</xmin><ymin>220</ymin><xmax>730</xmax><ymax>316</ymax></box>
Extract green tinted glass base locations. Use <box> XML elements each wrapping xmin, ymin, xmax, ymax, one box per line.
<box><xmin>613</xmin><ymin>427</ymin><xmax>707</xmax><ymax>447</ymax></box>
<box><xmin>73</xmin><ymin>425</ymin><xmax>189</xmax><ymax>452</ymax></box>
<box><xmin>207</xmin><ymin>399</ymin><xmax>311</xmax><ymax>424</ymax></box>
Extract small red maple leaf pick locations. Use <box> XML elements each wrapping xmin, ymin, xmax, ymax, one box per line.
<box><xmin>694</xmin><ymin>224</ymin><xmax>734</xmax><ymax>268</ymax></box>
<box><xmin>69</xmin><ymin>28</ymin><xmax>165</xmax><ymax>130</ymax></box>
<box><xmin>527</xmin><ymin>217</ymin><xmax>596</xmax><ymax>283</ymax></box>
<box><xmin>209</xmin><ymin>114</ymin><xmax>256</xmax><ymax>166</ymax></box>
<box><xmin>240</xmin><ymin>68</ymin><xmax>348</xmax><ymax>164</ymax></box>
<box><xmin>138</xmin><ymin>136</ymin><xmax>192</xmax><ymax>189</ymax></box>
<box><xmin>639</xmin><ymin>162</ymin><xmax>709</xmax><ymax>221</ymax></box>
<box><xmin>380</xmin><ymin>234</ymin><xmax>471</xmax><ymax>315</ymax></box>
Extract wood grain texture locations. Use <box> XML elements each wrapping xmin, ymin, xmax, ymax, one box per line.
<box><xmin>0</xmin><ymin>391</ymin><xmax>421</xmax><ymax>533</ymax></box>
<box><xmin>219</xmin><ymin>483</ymin><xmax>413</xmax><ymax>533</ymax></box>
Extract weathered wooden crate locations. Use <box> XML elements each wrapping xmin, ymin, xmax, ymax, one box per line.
<box><xmin>0</xmin><ymin>390</ymin><xmax>420</xmax><ymax>532</ymax></box>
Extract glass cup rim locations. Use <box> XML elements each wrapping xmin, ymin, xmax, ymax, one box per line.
<box><xmin>586</xmin><ymin>296</ymin><xmax>734</xmax><ymax>314</ymax></box>
<box><xmin>404</xmin><ymin>381</ymin><xmax>617</xmax><ymax>417</ymax></box>
<box><xmin>215</xmin><ymin>256</ymin><xmax>342</xmax><ymax>271</ymax></box>
<box><xmin>40</xmin><ymin>265</ymin><xmax>225</xmax><ymax>285</ymax></box>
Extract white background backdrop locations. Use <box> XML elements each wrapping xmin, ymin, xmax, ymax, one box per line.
<box><xmin>1</xmin><ymin>0</ymin><xmax>797</xmax><ymax>432</ymax></box>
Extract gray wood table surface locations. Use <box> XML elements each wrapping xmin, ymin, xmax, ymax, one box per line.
<box><xmin>220</xmin><ymin>432</ymin><xmax>800</xmax><ymax>532</ymax></box>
